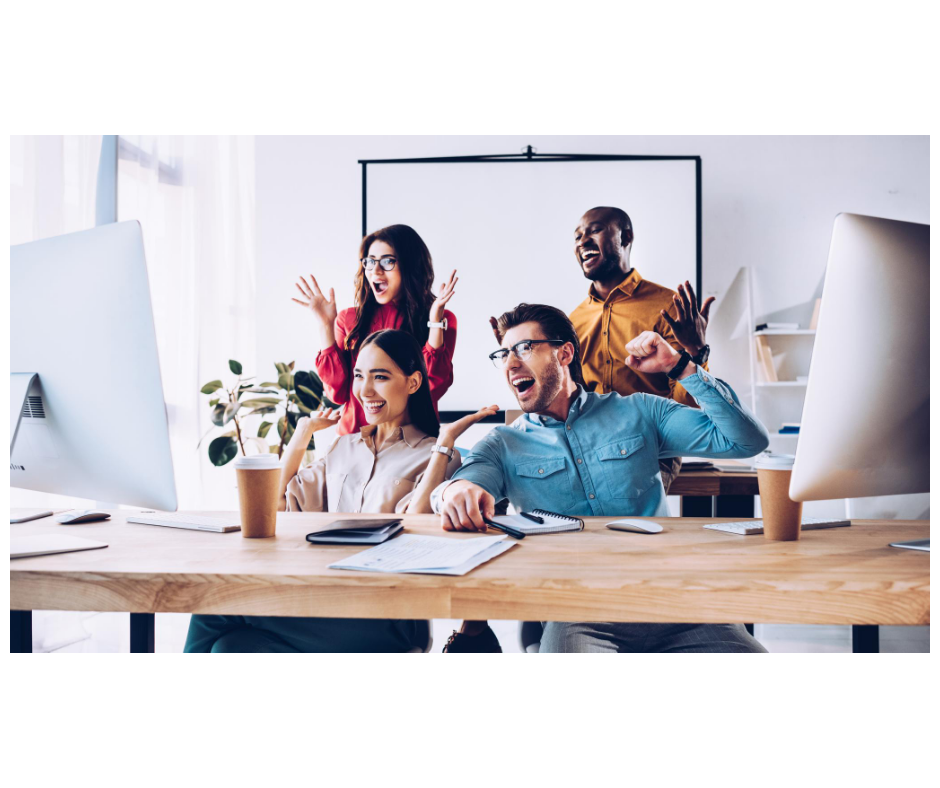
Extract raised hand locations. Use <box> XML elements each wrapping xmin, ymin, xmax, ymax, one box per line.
<box><xmin>430</xmin><ymin>269</ymin><xmax>458</xmax><ymax>324</ymax></box>
<box><xmin>660</xmin><ymin>280</ymin><xmax>715</xmax><ymax>355</ymax></box>
<box><xmin>624</xmin><ymin>331</ymin><xmax>683</xmax><ymax>375</ymax></box>
<box><xmin>299</xmin><ymin>406</ymin><xmax>343</xmax><ymax>434</ymax></box>
<box><xmin>293</xmin><ymin>275</ymin><xmax>337</xmax><ymax>330</ymax></box>
<box><xmin>440</xmin><ymin>404</ymin><xmax>499</xmax><ymax>445</ymax></box>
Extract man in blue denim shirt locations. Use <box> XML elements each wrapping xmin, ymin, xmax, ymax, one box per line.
<box><xmin>432</xmin><ymin>304</ymin><xmax>770</xmax><ymax>653</ymax></box>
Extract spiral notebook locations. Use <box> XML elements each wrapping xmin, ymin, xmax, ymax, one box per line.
<box><xmin>490</xmin><ymin>509</ymin><xmax>584</xmax><ymax>535</ymax></box>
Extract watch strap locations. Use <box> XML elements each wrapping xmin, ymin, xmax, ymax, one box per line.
<box><xmin>427</xmin><ymin>318</ymin><xmax>448</xmax><ymax>330</ymax></box>
<box><xmin>667</xmin><ymin>350</ymin><xmax>693</xmax><ymax>380</ymax></box>
<box><xmin>690</xmin><ymin>344</ymin><xmax>710</xmax><ymax>366</ymax></box>
<box><xmin>431</xmin><ymin>444</ymin><xmax>455</xmax><ymax>460</ymax></box>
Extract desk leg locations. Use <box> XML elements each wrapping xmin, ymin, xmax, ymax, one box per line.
<box><xmin>130</xmin><ymin>613</ymin><xmax>155</xmax><ymax>653</ymax></box>
<box><xmin>852</xmin><ymin>625</ymin><xmax>879</xmax><ymax>653</ymax></box>
<box><xmin>681</xmin><ymin>495</ymin><xmax>715</xmax><ymax>518</ymax></box>
<box><xmin>11</xmin><ymin>610</ymin><xmax>33</xmax><ymax>653</ymax></box>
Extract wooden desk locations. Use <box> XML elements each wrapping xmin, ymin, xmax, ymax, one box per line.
<box><xmin>10</xmin><ymin>511</ymin><xmax>928</xmax><ymax>652</ymax></box>
<box><xmin>669</xmin><ymin>468</ymin><xmax>760</xmax><ymax>518</ymax></box>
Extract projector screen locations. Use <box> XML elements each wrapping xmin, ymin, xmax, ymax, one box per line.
<box><xmin>364</xmin><ymin>157</ymin><xmax>700</xmax><ymax>412</ymax></box>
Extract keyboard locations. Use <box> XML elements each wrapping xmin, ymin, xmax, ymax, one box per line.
<box><xmin>126</xmin><ymin>513</ymin><xmax>241</xmax><ymax>533</ymax></box>
<box><xmin>704</xmin><ymin>517</ymin><xmax>851</xmax><ymax>535</ymax></box>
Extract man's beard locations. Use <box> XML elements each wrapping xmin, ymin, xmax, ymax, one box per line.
<box><xmin>582</xmin><ymin>252</ymin><xmax>622</xmax><ymax>282</ymax></box>
<box><xmin>519</xmin><ymin>363</ymin><xmax>563</xmax><ymax>414</ymax></box>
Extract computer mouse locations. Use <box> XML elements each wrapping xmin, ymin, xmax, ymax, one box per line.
<box><xmin>606</xmin><ymin>518</ymin><xmax>663</xmax><ymax>534</ymax></box>
<box><xmin>56</xmin><ymin>510</ymin><xmax>112</xmax><ymax>524</ymax></box>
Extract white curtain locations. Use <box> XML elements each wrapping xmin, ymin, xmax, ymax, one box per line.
<box><xmin>117</xmin><ymin>136</ymin><xmax>257</xmax><ymax>509</ymax></box>
<box><xmin>10</xmin><ymin>135</ymin><xmax>257</xmax><ymax>651</ymax></box>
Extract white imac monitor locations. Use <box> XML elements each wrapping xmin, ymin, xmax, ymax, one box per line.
<box><xmin>790</xmin><ymin>214</ymin><xmax>929</xmax><ymax>510</ymax></box>
<box><xmin>10</xmin><ymin>221</ymin><xmax>178</xmax><ymax>511</ymax></box>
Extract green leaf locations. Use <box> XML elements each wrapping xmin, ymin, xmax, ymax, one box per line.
<box><xmin>208</xmin><ymin>436</ymin><xmax>238</xmax><ymax>466</ymax></box>
<box><xmin>229</xmin><ymin>360</ymin><xmax>243</xmax><ymax>375</ymax></box>
<box><xmin>241</xmin><ymin>397</ymin><xmax>281</xmax><ymax>407</ymax></box>
<box><xmin>201</xmin><ymin>380</ymin><xmax>223</xmax><ymax>395</ymax></box>
<box><xmin>258</xmin><ymin>421</ymin><xmax>273</xmax><ymax>439</ymax></box>
<box><xmin>278</xmin><ymin>371</ymin><xmax>294</xmax><ymax>391</ymax></box>
<box><xmin>295</xmin><ymin>400</ymin><xmax>313</xmax><ymax>415</ymax></box>
<box><xmin>277</xmin><ymin>414</ymin><xmax>294</xmax><ymax>444</ymax></box>
<box><xmin>213</xmin><ymin>401</ymin><xmax>239</xmax><ymax>425</ymax></box>
<box><xmin>288</xmin><ymin>360</ymin><xmax>295</xmax><ymax>371</ymax></box>
<box><xmin>274</xmin><ymin>362</ymin><xmax>287</xmax><ymax>375</ymax></box>
<box><xmin>242</xmin><ymin>405</ymin><xmax>277</xmax><ymax>418</ymax></box>
<box><xmin>208</xmin><ymin>397</ymin><xmax>220</xmax><ymax>407</ymax></box>
<box><xmin>259</xmin><ymin>382</ymin><xmax>279</xmax><ymax>388</ymax></box>
<box><xmin>241</xmin><ymin>387</ymin><xmax>278</xmax><ymax>394</ymax></box>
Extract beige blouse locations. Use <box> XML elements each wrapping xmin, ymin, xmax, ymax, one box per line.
<box><xmin>286</xmin><ymin>423</ymin><xmax>462</xmax><ymax>514</ymax></box>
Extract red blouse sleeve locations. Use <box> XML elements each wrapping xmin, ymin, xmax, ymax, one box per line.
<box><xmin>315</xmin><ymin>308</ymin><xmax>355</xmax><ymax>405</ymax></box>
<box><xmin>423</xmin><ymin>310</ymin><xmax>457</xmax><ymax>403</ymax></box>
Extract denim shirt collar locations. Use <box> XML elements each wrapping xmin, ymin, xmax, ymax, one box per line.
<box><xmin>523</xmin><ymin>386</ymin><xmax>591</xmax><ymax>428</ymax></box>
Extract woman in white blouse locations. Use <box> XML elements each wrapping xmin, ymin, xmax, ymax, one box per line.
<box><xmin>184</xmin><ymin>329</ymin><xmax>495</xmax><ymax>653</ymax></box>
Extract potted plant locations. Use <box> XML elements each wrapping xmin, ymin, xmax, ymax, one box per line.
<box><xmin>199</xmin><ymin>360</ymin><xmax>336</xmax><ymax>466</ymax></box>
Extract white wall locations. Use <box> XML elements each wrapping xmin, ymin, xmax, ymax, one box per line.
<box><xmin>255</xmin><ymin>135</ymin><xmax>928</xmax><ymax>396</ymax></box>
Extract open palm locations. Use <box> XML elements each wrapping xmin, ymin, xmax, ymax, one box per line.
<box><xmin>292</xmin><ymin>274</ymin><xmax>337</xmax><ymax>331</ymax></box>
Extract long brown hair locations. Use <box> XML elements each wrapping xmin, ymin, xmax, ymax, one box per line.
<box><xmin>346</xmin><ymin>225</ymin><xmax>435</xmax><ymax>356</ymax></box>
<box><xmin>360</xmin><ymin>329</ymin><xmax>439</xmax><ymax>438</ymax></box>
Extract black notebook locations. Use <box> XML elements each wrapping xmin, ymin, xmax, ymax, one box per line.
<box><xmin>490</xmin><ymin>509</ymin><xmax>584</xmax><ymax>535</ymax></box>
<box><xmin>306</xmin><ymin>519</ymin><xmax>404</xmax><ymax>545</ymax></box>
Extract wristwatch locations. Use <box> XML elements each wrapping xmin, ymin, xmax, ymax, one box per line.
<box><xmin>427</xmin><ymin>318</ymin><xmax>448</xmax><ymax>330</ymax></box>
<box><xmin>431</xmin><ymin>444</ymin><xmax>455</xmax><ymax>460</ymax></box>
<box><xmin>667</xmin><ymin>350</ymin><xmax>693</xmax><ymax>380</ymax></box>
<box><xmin>690</xmin><ymin>344</ymin><xmax>710</xmax><ymax>366</ymax></box>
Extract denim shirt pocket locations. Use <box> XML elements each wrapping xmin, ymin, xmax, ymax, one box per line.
<box><xmin>513</xmin><ymin>456</ymin><xmax>575</xmax><ymax>509</ymax></box>
<box><xmin>595</xmin><ymin>435</ymin><xmax>656</xmax><ymax>499</ymax></box>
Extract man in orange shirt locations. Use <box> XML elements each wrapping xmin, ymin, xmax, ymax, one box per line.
<box><xmin>569</xmin><ymin>206</ymin><xmax>715</xmax><ymax>491</ymax></box>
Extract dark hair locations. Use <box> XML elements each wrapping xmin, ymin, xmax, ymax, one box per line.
<box><xmin>359</xmin><ymin>329</ymin><xmax>440</xmax><ymax>438</ymax></box>
<box><xmin>587</xmin><ymin>206</ymin><xmax>634</xmax><ymax>246</ymax></box>
<box><xmin>346</xmin><ymin>224</ymin><xmax>436</xmax><ymax>356</ymax></box>
<box><xmin>494</xmin><ymin>303</ymin><xmax>585</xmax><ymax>387</ymax></box>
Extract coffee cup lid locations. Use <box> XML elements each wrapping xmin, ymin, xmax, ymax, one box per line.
<box><xmin>754</xmin><ymin>452</ymin><xmax>795</xmax><ymax>470</ymax></box>
<box><xmin>233</xmin><ymin>454</ymin><xmax>281</xmax><ymax>469</ymax></box>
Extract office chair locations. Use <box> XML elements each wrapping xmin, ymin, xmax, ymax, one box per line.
<box><xmin>409</xmin><ymin>620</ymin><xmax>433</xmax><ymax>653</ymax></box>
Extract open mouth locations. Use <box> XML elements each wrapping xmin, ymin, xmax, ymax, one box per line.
<box><xmin>372</xmin><ymin>281</ymin><xmax>389</xmax><ymax>296</ymax></box>
<box><xmin>580</xmin><ymin>249</ymin><xmax>600</xmax><ymax>265</ymax></box>
<box><xmin>363</xmin><ymin>400</ymin><xmax>386</xmax><ymax>415</ymax></box>
<box><xmin>511</xmin><ymin>377</ymin><xmax>535</xmax><ymax>395</ymax></box>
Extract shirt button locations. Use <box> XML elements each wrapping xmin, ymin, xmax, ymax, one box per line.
<box><xmin>620</xmin><ymin>449</ymin><xmax>626</xmax><ymax>455</ymax></box>
<box><xmin>394</xmin><ymin>480</ymin><xmax>399</xmax><ymax>486</ymax></box>
<box><xmin>589</xmin><ymin>494</ymin><xmax>595</xmax><ymax>499</ymax></box>
<box><xmin>566</xmin><ymin>425</ymin><xmax>571</xmax><ymax>430</ymax></box>
<box><xmin>577</xmin><ymin>458</ymin><xmax>582</xmax><ymax>464</ymax></box>
<box><xmin>538</xmin><ymin>469</ymin><xmax>544</xmax><ymax>474</ymax></box>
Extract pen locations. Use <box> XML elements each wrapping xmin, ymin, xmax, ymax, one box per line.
<box><xmin>520</xmin><ymin>511</ymin><xmax>544</xmax><ymax>524</ymax></box>
<box><xmin>483</xmin><ymin>518</ymin><xmax>526</xmax><ymax>540</ymax></box>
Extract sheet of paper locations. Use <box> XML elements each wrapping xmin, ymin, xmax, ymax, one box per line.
<box><xmin>329</xmin><ymin>534</ymin><xmax>510</xmax><ymax>575</ymax></box>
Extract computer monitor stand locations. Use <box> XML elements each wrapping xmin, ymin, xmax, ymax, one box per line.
<box><xmin>10</xmin><ymin>373</ymin><xmax>56</xmax><ymax>523</ymax></box>
<box><xmin>889</xmin><ymin>540</ymin><xmax>930</xmax><ymax>552</ymax></box>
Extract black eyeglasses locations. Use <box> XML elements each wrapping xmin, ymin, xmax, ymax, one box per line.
<box><xmin>361</xmin><ymin>257</ymin><xmax>398</xmax><ymax>272</ymax></box>
<box><xmin>488</xmin><ymin>340</ymin><xmax>564</xmax><ymax>368</ymax></box>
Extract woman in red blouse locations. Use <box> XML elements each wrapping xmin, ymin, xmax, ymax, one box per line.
<box><xmin>292</xmin><ymin>224</ymin><xmax>458</xmax><ymax>436</ymax></box>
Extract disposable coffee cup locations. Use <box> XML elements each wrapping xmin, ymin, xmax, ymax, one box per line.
<box><xmin>755</xmin><ymin>453</ymin><xmax>802</xmax><ymax>541</ymax></box>
<box><xmin>234</xmin><ymin>454</ymin><xmax>281</xmax><ymax>538</ymax></box>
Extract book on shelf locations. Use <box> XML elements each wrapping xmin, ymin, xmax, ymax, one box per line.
<box><xmin>754</xmin><ymin>335</ymin><xmax>777</xmax><ymax>382</ymax></box>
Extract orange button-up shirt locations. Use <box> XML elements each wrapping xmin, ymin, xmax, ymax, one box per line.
<box><xmin>569</xmin><ymin>269</ymin><xmax>707</xmax><ymax>408</ymax></box>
